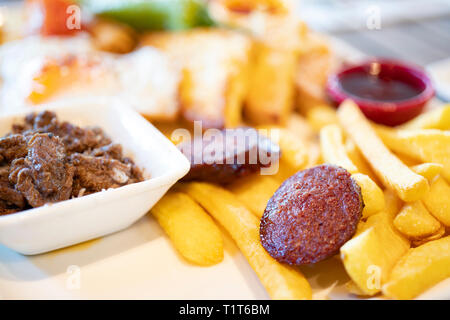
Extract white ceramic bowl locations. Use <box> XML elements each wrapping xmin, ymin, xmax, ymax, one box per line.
<box><xmin>0</xmin><ymin>98</ymin><xmax>190</xmax><ymax>255</ymax></box>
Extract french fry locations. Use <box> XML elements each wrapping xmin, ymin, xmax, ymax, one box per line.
<box><xmin>337</xmin><ymin>100</ymin><xmax>429</xmax><ymax>202</ymax></box>
<box><xmin>295</xmin><ymin>33</ymin><xmax>332</xmax><ymax>114</ymax></box>
<box><xmin>393</xmin><ymin>201</ymin><xmax>441</xmax><ymax>239</ymax></box>
<box><xmin>183</xmin><ymin>182</ymin><xmax>312</xmax><ymax>300</ymax></box>
<box><xmin>259</xmin><ymin>127</ymin><xmax>309</xmax><ymax>181</ymax></box>
<box><xmin>411</xmin><ymin>226</ymin><xmax>445</xmax><ymax>247</ymax></box>
<box><xmin>286</xmin><ymin>114</ymin><xmax>317</xmax><ymax>143</ymax></box>
<box><xmin>320</xmin><ymin>124</ymin><xmax>358</xmax><ymax>173</ymax></box>
<box><xmin>286</xmin><ymin>115</ymin><xmax>321</xmax><ymax>168</ymax></box>
<box><xmin>410</xmin><ymin>163</ymin><xmax>443</xmax><ymax>182</ymax></box>
<box><xmin>305</xmin><ymin>104</ymin><xmax>339</xmax><ymax>132</ymax></box>
<box><xmin>228</xmin><ymin>174</ymin><xmax>280</xmax><ymax>218</ymax></box>
<box><xmin>352</xmin><ymin>173</ymin><xmax>385</xmax><ymax>218</ymax></box>
<box><xmin>395</xmin><ymin>152</ymin><xmax>420</xmax><ymax>166</ymax></box>
<box><xmin>151</xmin><ymin>192</ymin><xmax>224</xmax><ymax>266</ymax></box>
<box><xmin>384</xmin><ymin>189</ymin><xmax>404</xmax><ymax>222</ymax></box>
<box><xmin>345</xmin><ymin>280</ymin><xmax>369</xmax><ymax>297</ymax></box>
<box><xmin>318</xmin><ymin>124</ymin><xmax>384</xmax><ymax>217</ymax></box>
<box><xmin>245</xmin><ymin>44</ymin><xmax>297</xmax><ymax>125</ymax></box>
<box><xmin>382</xmin><ymin>236</ymin><xmax>450</xmax><ymax>300</ymax></box>
<box><xmin>375</xmin><ymin>126</ymin><xmax>450</xmax><ymax>182</ymax></box>
<box><xmin>340</xmin><ymin>211</ymin><xmax>410</xmax><ymax>296</ymax></box>
<box><xmin>422</xmin><ymin>177</ymin><xmax>450</xmax><ymax>226</ymax></box>
<box><xmin>345</xmin><ymin>139</ymin><xmax>381</xmax><ymax>185</ymax></box>
<box><xmin>400</xmin><ymin>105</ymin><xmax>450</xmax><ymax>130</ymax></box>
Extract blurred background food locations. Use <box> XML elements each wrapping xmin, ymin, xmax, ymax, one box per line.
<box><xmin>0</xmin><ymin>0</ymin><xmax>448</xmax><ymax>125</ymax></box>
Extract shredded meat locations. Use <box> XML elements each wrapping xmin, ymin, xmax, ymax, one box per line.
<box><xmin>0</xmin><ymin>111</ymin><xmax>144</xmax><ymax>215</ymax></box>
<box><xmin>0</xmin><ymin>134</ymin><xmax>28</xmax><ymax>163</ymax></box>
<box><xmin>9</xmin><ymin>133</ymin><xmax>75</xmax><ymax>207</ymax></box>
<box><xmin>70</xmin><ymin>153</ymin><xmax>133</xmax><ymax>195</ymax></box>
<box><xmin>0</xmin><ymin>165</ymin><xmax>25</xmax><ymax>208</ymax></box>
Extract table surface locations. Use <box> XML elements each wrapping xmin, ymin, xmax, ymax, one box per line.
<box><xmin>333</xmin><ymin>16</ymin><xmax>450</xmax><ymax>66</ymax></box>
<box><xmin>298</xmin><ymin>0</ymin><xmax>450</xmax><ymax>67</ymax></box>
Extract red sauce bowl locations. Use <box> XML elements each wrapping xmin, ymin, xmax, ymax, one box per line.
<box><xmin>326</xmin><ymin>59</ymin><xmax>435</xmax><ymax>126</ymax></box>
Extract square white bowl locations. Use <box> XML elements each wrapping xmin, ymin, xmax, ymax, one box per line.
<box><xmin>0</xmin><ymin>97</ymin><xmax>190</xmax><ymax>255</ymax></box>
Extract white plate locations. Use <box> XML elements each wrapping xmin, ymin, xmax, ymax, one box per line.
<box><xmin>0</xmin><ymin>98</ymin><xmax>190</xmax><ymax>255</ymax></box>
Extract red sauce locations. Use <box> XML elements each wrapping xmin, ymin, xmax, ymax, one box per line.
<box><xmin>326</xmin><ymin>60</ymin><xmax>435</xmax><ymax>126</ymax></box>
<box><xmin>339</xmin><ymin>71</ymin><xmax>423</xmax><ymax>102</ymax></box>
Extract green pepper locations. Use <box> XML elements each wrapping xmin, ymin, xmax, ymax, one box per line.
<box><xmin>81</xmin><ymin>0</ymin><xmax>216</xmax><ymax>31</ymax></box>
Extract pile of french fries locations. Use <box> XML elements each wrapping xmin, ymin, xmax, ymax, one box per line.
<box><xmin>151</xmin><ymin>100</ymin><xmax>450</xmax><ymax>300</ymax></box>
<box><xmin>144</xmin><ymin>2</ymin><xmax>449</xmax><ymax>300</ymax></box>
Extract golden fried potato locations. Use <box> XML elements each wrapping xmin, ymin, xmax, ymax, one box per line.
<box><xmin>400</xmin><ymin>105</ymin><xmax>450</xmax><ymax>130</ymax></box>
<box><xmin>320</xmin><ymin>124</ymin><xmax>358</xmax><ymax>173</ymax></box>
<box><xmin>338</xmin><ymin>100</ymin><xmax>429</xmax><ymax>202</ymax></box>
<box><xmin>345</xmin><ymin>280</ymin><xmax>369</xmax><ymax>297</ymax></box>
<box><xmin>151</xmin><ymin>192</ymin><xmax>224</xmax><ymax>266</ymax></box>
<box><xmin>352</xmin><ymin>173</ymin><xmax>385</xmax><ymax>218</ymax></box>
<box><xmin>410</xmin><ymin>163</ymin><xmax>443</xmax><ymax>182</ymax></box>
<box><xmin>375</xmin><ymin>127</ymin><xmax>450</xmax><ymax>182</ymax></box>
<box><xmin>411</xmin><ymin>226</ymin><xmax>445</xmax><ymax>247</ymax></box>
<box><xmin>183</xmin><ymin>182</ymin><xmax>312</xmax><ymax>300</ymax></box>
<box><xmin>318</xmin><ymin>124</ymin><xmax>384</xmax><ymax>217</ymax></box>
<box><xmin>395</xmin><ymin>152</ymin><xmax>421</xmax><ymax>166</ymax></box>
<box><xmin>228</xmin><ymin>174</ymin><xmax>280</xmax><ymax>218</ymax></box>
<box><xmin>295</xmin><ymin>33</ymin><xmax>332</xmax><ymax>114</ymax></box>
<box><xmin>90</xmin><ymin>18</ymin><xmax>137</xmax><ymax>54</ymax></box>
<box><xmin>286</xmin><ymin>115</ymin><xmax>321</xmax><ymax>168</ymax></box>
<box><xmin>286</xmin><ymin>114</ymin><xmax>317</xmax><ymax>142</ymax></box>
<box><xmin>258</xmin><ymin>127</ymin><xmax>309</xmax><ymax>181</ymax></box>
<box><xmin>345</xmin><ymin>139</ymin><xmax>381</xmax><ymax>185</ymax></box>
<box><xmin>305</xmin><ymin>104</ymin><xmax>339</xmax><ymax>132</ymax></box>
<box><xmin>142</xmin><ymin>28</ymin><xmax>252</xmax><ymax>128</ymax></box>
<box><xmin>383</xmin><ymin>236</ymin><xmax>450</xmax><ymax>300</ymax></box>
<box><xmin>340</xmin><ymin>212</ymin><xmax>410</xmax><ymax>296</ymax></box>
<box><xmin>422</xmin><ymin>177</ymin><xmax>450</xmax><ymax>226</ymax></box>
<box><xmin>245</xmin><ymin>44</ymin><xmax>297</xmax><ymax>125</ymax></box>
<box><xmin>384</xmin><ymin>189</ymin><xmax>404</xmax><ymax>222</ymax></box>
<box><xmin>393</xmin><ymin>201</ymin><xmax>441</xmax><ymax>239</ymax></box>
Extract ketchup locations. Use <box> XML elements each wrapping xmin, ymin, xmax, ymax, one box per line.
<box><xmin>339</xmin><ymin>71</ymin><xmax>423</xmax><ymax>102</ymax></box>
<box><xmin>326</xmin><ymin>60</ymin><xmax>435</xmax><ymax>126</ymax></box>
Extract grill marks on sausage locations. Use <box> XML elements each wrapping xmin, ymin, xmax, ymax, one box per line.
<box><xmin>0</xmin><ymin>111</ymin><xmax>144</xmax><ymax>215</ymax></box>
<box><xmin>179</xmin><ymin>128</ymin><xmax>280</xmax><ymax>184</ymax></box>
<box><xmin>260</xmin><ymin>165</ymin><xmax>363</xmax><ymax>265</ymax></box>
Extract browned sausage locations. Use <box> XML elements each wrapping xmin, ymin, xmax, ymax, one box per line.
<box><xmin>179</xmin><ymin>128</ymin><xmax>280</xmax><ymax>184</ymax></box>
<box><xmin>260</xmin><ymin>164</ymin><xmax>363</xmax><ymax>265</ymax></box>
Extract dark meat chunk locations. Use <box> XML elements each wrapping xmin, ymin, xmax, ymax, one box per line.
<box><xmin>260</xmin><ymin>165</ymin><xmax>364</xmax><ymax>266</ymax></box>
<box><xmin>9</xmin><ymin>133</ymin><xmax>74</xmax><ymax>208</ymax></box>
<box><xmin>0</xmin><ymin>134</ymin><xmax>28</xmax><ymax>163</ymax></box>
<box><xmin>0</xmin><ymin>165</ymin><xmax>25</xmax><ymax>208</ymax></box>
<box><xmin>51</xmin><ymin>123</ymin><xmax>112</xmax><ymax>154</ymax></box>
<box><xmin>0</xmin><ymin>200</ymin><xmax>21</xmax><ymax>216</ymax></box>
<box><xmin>179</xmin><ymin>128</ymin><xmax>281</xmax><ymax>184</ymax></box>
<box><xmin>89</xmin><ymin>143</ymin><xmax>124</xmax><ymax>160</ymax></box>
<box><xmin>13</xmin><ymin>111</ymin><xmax>112</xmax><ymax>155</ymax></box>
<box><xmin>70</xmin><ymin>153</ymin><xmax>134</xmax><ymax>195</ymax></box>
<box><xmin>12</xmin><ymin>110</ymin><xmax>58</xmax><ymax>134</ymax></box>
